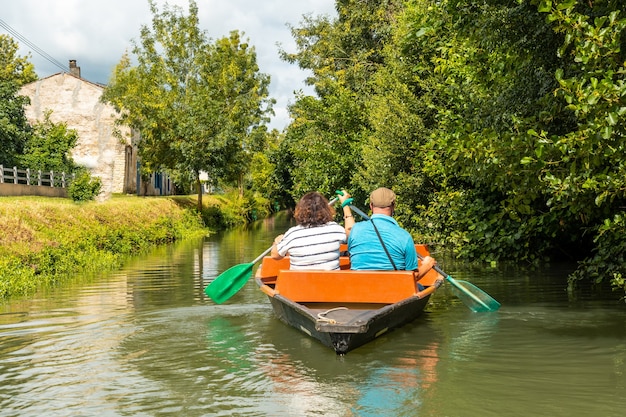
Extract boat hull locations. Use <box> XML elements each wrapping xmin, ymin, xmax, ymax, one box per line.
<box><xmin>255</xmin><ymin>244</ymin><xmax>442</xmax><ymax>354</ymax></box>
<box><xmin>267</xmin><ymin>293</ymin><xmax>432</xmax><ymax>354</ymax></box>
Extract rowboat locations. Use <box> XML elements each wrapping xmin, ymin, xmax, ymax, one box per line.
<box><xmin>254</xmin><ymin>244</ymin><xmax>444</xmax><ymax>354</ymax></box>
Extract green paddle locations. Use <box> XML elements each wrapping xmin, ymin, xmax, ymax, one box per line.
<box><xmin>419</xmin><ymin>254</ymin><xmax>501</xmax><ymax>312</ymax></box>
<box><xmin>205</xmin><ymin>247</ymin><xmax>273</xmax><ymax>304</ymax></box>
<box><xmin>205</xmin><ymin>196</ymin><xmax>339</xmax><ymax>304</ymax></box>
<box><xmin>347</xmin><ymin>204</ymin><xmax>500</xmax><ymax>312</ymax></box>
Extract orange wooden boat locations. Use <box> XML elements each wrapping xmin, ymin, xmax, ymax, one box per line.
<box><xmin>254</xmin><ymin>244</ymin><xmax>443</xmax><ymax>354</ymax></box>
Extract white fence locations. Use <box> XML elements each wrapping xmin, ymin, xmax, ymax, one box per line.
<box><xmin>0</xmin><ymin>165</ymin><xmax>72</xmax><ymax>188</ymax></box>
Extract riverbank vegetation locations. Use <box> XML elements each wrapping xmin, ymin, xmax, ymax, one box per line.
<box><xmin>2</xmin><ymin>0</ymin><xmax>625</xmax><ymax>300</ymax></box>
<box><xmin>270</xmin><ymin>0</ymin><xmax>626</xmax><ymax>300</ymax></box>
<box><xmin>0</xmin><ymin>193</ymin><xmax>264</xmax><ymax>300</ymax></box>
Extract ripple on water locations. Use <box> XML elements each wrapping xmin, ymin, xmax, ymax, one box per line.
<box><xmin>2</xmin><ymin>234</ymin><xmax>626</xmax><ymax>417</ymax></box>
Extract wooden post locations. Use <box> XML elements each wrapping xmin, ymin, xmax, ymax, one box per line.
<box><xmin>13</xmin><ymin>166</ymin><xmax>18</xmax><ymax>184</ymax></box>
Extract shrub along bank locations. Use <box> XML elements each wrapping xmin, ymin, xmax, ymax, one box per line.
<box><xmin>0</xmin><ymin>195</ymin><xmax>228</xmax><ymax>300</ymax></box>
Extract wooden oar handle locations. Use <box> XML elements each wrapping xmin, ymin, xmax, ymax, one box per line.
<box><xmin>348</xmin><ymin>204</ymin><xmax>369</xmax><ymax>220</ymax></box>
<box><xmin>251</xmin><ymin>246</ymin><xmax>274</xmax><ymax>265</ymax></box>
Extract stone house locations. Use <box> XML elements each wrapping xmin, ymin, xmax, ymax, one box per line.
<box><xmin>19</xmin><ymin>60</ymin><xmax>172</xmax><ymax>197</ymax></box>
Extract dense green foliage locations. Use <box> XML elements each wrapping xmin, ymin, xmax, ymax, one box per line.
<box><xmin>0</xmin><ymin>34</ymin><xmax>37</xmax><ymax>167</ymax></box>
<box><xmin>19</xmin><ymin>111</ymin><xmax>80</xmax><ymax>174</ymax></box>
<box><xmin>2</xmin><ymin>35</ymin><xmax>80</xmax><ymax>176</ymax></box>
<box><xmin>276</xmin><ymin>0</ymin><xmax>626</xmax><ymax>298</ymax></box>
<box><xmin>101</xmin><ymin>0</ymin><xmax>274</xmax><ymax>210</ymax></box>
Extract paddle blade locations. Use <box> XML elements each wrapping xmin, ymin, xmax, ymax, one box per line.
<box><xmin>446</xmin><ymin>276</ymin><xmax>501</xmax><ymax>312</ymax></box>
<box><xmin>205</xmin><ymin>263</ymin><xmax>254</xmax><ymax>304</ymax></box>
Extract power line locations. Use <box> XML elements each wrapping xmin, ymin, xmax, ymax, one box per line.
<box><xmin>0</xmin><ymin>18</ymin><xmax>68</xmax><ymax>73</ymax></box>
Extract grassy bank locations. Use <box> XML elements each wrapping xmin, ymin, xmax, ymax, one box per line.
<box><xmin>0</xmin><ymin>195</ymin><xmax>217</xmax><ymax>300</ymax></box>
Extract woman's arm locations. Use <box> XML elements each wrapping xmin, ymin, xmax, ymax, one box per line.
<box><xmin>271</xmin><ymin>234</ymin><xmax>285</xmax><ymax>259</ymax></box>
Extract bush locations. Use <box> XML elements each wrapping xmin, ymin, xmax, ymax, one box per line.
<box><xmin>568</xmin><ymin>213</ymin><xmax>626</xmax><ymax>300</ymax></box>
<box><xmin>68</xmin><ymin>170</ymin><xmax>102</xmax><ymax>201</ymax></box>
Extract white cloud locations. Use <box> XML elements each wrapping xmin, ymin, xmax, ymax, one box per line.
<box><xmin>2</xmin><ymin>0</ymin><xmax>336</xmax><ymax>130</ymax></box>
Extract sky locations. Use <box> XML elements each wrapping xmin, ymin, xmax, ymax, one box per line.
<box><xmin>1</xmin><ymin>0</ymin><xmax>337</xmax><ymax>130</ymax></box>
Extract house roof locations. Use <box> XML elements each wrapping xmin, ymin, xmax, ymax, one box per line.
<box><xmin>31</xmin><ymin>71</ymin><xmax>107</xmax><ymax>89</ymax></box>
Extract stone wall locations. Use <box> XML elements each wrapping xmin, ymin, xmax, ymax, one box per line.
<box><xmin>19</xmin><ymin>73</ymin><xmax>133</xmax><ymax>197</ymax></box>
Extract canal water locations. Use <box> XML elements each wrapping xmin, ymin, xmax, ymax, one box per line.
<box><xmin>1</xmin><ymin>212</ymin><xmax>625</xmax><ymax>416</ymax></box>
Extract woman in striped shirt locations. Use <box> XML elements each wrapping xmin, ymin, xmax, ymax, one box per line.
<box><xmin>271</xmin><ymin>191</ymin><xmax>355</xmax><ymax>270</ymax></box>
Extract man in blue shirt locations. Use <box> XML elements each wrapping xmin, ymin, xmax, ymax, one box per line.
<box><xmin>346</xmin><ymin>187</ymin><xmax>435</xmax><ymax>278</ymax></box>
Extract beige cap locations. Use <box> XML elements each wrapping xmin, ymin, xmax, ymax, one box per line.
<box><xmin>369</xmin><ymin>187</ymin><xmax>396</xmax><ymax>208</ymax></box>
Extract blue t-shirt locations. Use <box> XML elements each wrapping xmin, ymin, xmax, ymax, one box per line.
<box><xmin>347</xmin><ymin>214</ymin><xmax>418</xmax><ymax>271</ymax></box>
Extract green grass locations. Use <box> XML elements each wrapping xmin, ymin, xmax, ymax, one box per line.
<box><xmin>0</xmin><ymin>195</ymin><xmax>215</xmax><ymax>300</ymax></box>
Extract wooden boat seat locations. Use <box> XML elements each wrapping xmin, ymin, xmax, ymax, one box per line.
<box><xmin>275</xmin><ymin>270</ymin><xmax>419</xmax><ymax>304</ymax></box>
<box><xmin>260</xmin><ymin>244</ymin><xmax>430</xmax><ymax>278</ymax></box>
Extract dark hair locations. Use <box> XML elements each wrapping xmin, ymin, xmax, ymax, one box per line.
<box><xmin>294</xmin><ymin>192</ymin><xmax>335</xmax><ymax>227</ymax></box>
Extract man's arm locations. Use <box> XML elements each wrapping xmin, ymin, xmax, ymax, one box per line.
<box><xmin>415</xmin><ymin>255</ymin><xmax>436</xmax><ymax>279</ymax></box>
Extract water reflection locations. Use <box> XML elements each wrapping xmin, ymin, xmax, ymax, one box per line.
<box><xmin>249</xmin><ymin>310</ymin><xmax>447</xmax><ymax>416</ymax></box>
<box><xmin>206</xmin><ymin>316</ymin><xmax>254</xmax><ymax>370</ymax></box>
<box><xmin>352</xmin><ymin>342</ymin><xmax>441</xmax><ymax>416</ymax></box>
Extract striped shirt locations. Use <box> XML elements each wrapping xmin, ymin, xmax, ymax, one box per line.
<box><xmin>276</xmin><ymin>222</ymin><xmax>347</xmax><ymax>270</ymax></box>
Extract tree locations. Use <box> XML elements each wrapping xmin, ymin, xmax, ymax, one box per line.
<box><xmin>378</xmin><ymin>0</ymin><xmax>626</xmax><ymax>295</ymax></box>
<box><xmin>274</xmin><ymin>0</ymin><xmax>626</xmax><ymax>297</ymax></box>
<box><xmin>279</xmin><ymin>0</ymin><xmax>404</xmax><ymax>204</ymax></box>
<box><xmin>102</xmin><ymin>0</ymin><xmax>272</xmax><ymax>210</ymax></box>
<box><xmin>0</xmin><ymin>34</ymin><xmax>37</xmax><ymax>167</ymax></box>
<box><xmin>532</xmin><ymin>0</ymin><xmax>626</xmax><ymax>292</ymax></box>
<box><xmin>19</xmin><ymin>111</ymin><xmax>79</xmax><ymax>174</ymax></box>
<box><xmin>363</xmin><ymin>0</ymin><xmax>585</xmax><ymax>259</ymax></box>
<box><xmin>184</xmin><ymin>30</ymin><xmax>273</xmax><ymax>198</ymax></box>
<box><xmin>0</xmin><ymin>34</ymin><xmax>37</xmax><ymax>86</ymax></box>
